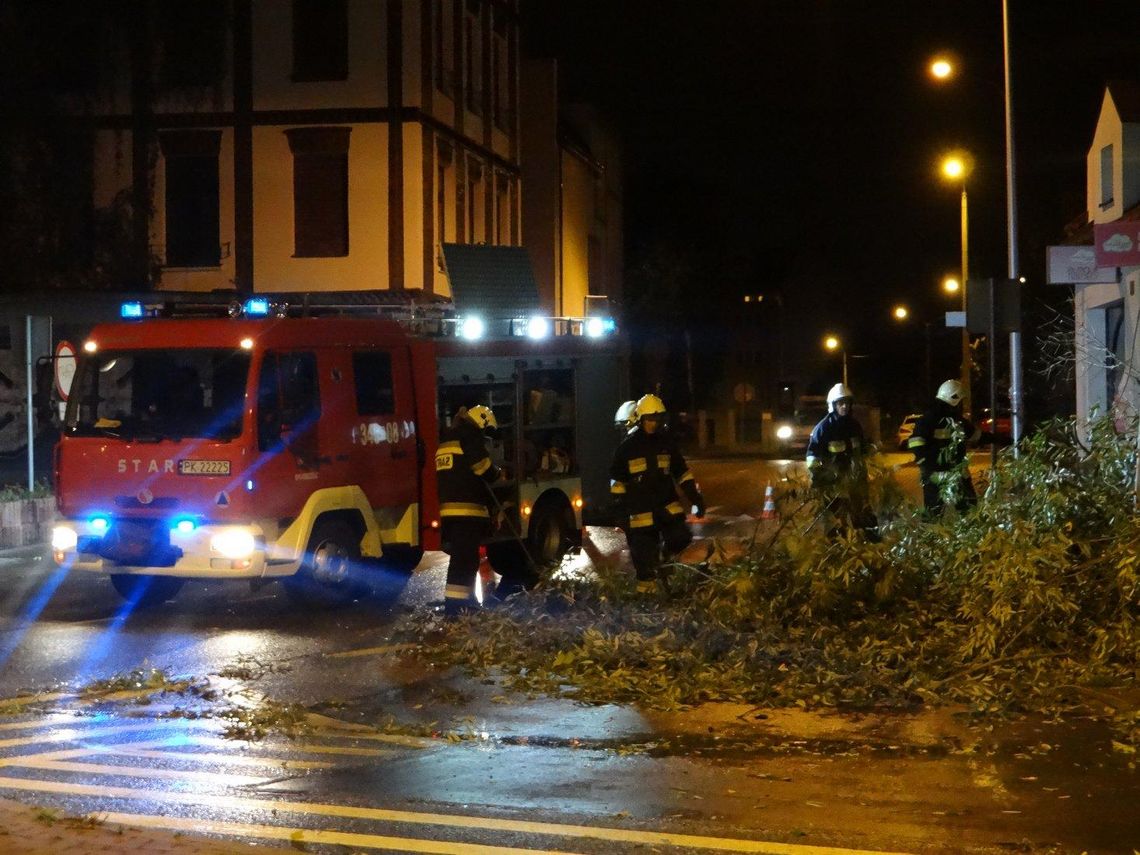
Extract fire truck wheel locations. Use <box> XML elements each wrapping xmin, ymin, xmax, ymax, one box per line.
<box><xmin>285</xmin><ymin>519</ymin><xmax>364</xmax><ymax>607</ymax></box>
<box><xmin>109</xmin><ymin>574</ymin><xmax>185</xmax><ymax>607</ymax></box>
<box><xmin>527</xmin><ymin>502</ymin><xmax>573</xmax><ymax>566</ymax></box>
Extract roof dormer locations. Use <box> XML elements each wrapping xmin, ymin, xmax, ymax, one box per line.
<box><xmin>1087</xmin><ymin>81</ymin><xmax>1140</xmax><ymax>223</ymax></box>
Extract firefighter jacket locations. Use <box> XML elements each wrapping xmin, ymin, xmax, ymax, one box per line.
<box><xmin>609</xmin><ymin>428</ymin><xmax>702</xmax><ymax>530</ymax></box>
<box><xmin>435</xmin><ymin>417</ymin><xmax>501</xmax><ymax>520</ymax></box>
<box><xmin>806</xmin><ymin>412</ymin><xmax>868</xmax><ymax>486</ymax></box>
<box><xmin>908</xmin><ymin>400</ymin><xmax>979</xmax><ymax>477</ymax></box>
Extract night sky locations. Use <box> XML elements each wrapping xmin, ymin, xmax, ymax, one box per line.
<box><xmin>522</xmin><ymin>1</ymin><xmax>1140</xmax><ymax>418</ymax></box>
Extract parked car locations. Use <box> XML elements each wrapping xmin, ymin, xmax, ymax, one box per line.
<box><xmin>896</xmin><ymin>413</ymin><xmax>922</xmax><ymax>450</ymax></box>
<box><xmin>978</xmin><ymin>409</ymin><xmax>1012</xmax><ymax>443</ymax></box>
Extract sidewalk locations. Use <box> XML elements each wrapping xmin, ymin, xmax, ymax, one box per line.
<box><xmin>0</xmin><ymin>797</ymin><xmax>296</xmax><ymax>855</ymax></box>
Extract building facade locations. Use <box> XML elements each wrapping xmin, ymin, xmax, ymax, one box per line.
<box><xmin>74</xmin><ymin>0</ymin><xmax>523</xmax><ymax>297</ymax></box>
<box><xmin>1060</xmin><ymin>83</ymin><xmax>1140</xmax><ymax>426</ymax></box>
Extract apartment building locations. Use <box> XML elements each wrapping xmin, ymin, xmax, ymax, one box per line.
<box><xmin>59</xmin><ymin>0</ymin><xmax>520</xmax><ymax>297</ymax></box>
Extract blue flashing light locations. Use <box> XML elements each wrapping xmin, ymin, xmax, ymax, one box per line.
<box><xmin>88</xmin><ymin>515</ymin><xmax>111</xmax><ymax>533</ymax></box>
<box><xmin>602</xmin><ymin>317</ymin><xmax>617</xmax><ymax>334</ymax></box>
<box><xmin>120</xmin><ymin>301</ymin><xmax>144</xmax><ymax>319</ymax></box>
<box><xmin>244</xmin><ymin>297</ymin><xmax>270</xmax><ymax>317</ymax></box>
<box><xmin>245</xmin><ymin>479</ymin><xmax>255</xmax><ymax>491</ymax></box>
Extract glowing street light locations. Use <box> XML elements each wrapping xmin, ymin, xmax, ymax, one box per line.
<box><xmin>929</xmin><ymin>58</ymin><xmax>953</xmax><ymax>80</ymax></box>
<box><xmin>943</xmin><ymin>276</ymin><xmax>960</xmax><ymax>295</ymax></box>
<box><xmin>939</xmin><ymin>151</ymin><xmax>974</xmax><ymax>417</ymax></box>
<box><xmin>892</xmin><ymin>305</ymin><xmax>909</xmax><ymax>321</ymax></box>
<box><xmin>823</xmin><ymin>335</ymin><xmax>847</xmax><ymax>386</ymax></box>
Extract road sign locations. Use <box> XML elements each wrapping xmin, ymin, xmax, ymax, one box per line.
<box><xmin>54</xmin><ymin>341</ymin><xmax>76</xmax><ymax>400</ymax></box>
<box><xmin>966</xmin><ymin>278</ymin><xmax>1021</xmax><ymax>334</ymax></box>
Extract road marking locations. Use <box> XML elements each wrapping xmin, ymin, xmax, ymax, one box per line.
<box><xmin>57</xmin><ymin>744</ymin><xmax>336</xmax><ymax>770</ymax></box>
<box><xmin>0</xmin><ymin>776</ymin><xmax>913</xmax><ymax>854</ymax></box>
<box><xmin>0</xmin><ymin>720</ymin><xmax>184</xmax><ymax>749</ymax></box>
<box><xmin>308</xmin><ymin>728</ymin><xmax>437</xmax><ymax>748</ymax></box>
<box><xmin>93</xmin><ymin>810</ymin><xmax>583</xmax><ymax>855</ymax></box>
<box><xmin>1</xmin><ymin>756</ymin><xmax>267</xmax><ymax>785</ymax></box>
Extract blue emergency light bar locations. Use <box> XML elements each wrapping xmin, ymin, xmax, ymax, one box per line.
<box><xmin>120</xmin><ymin>301</ymin><xmax>144</xmax><ymax>319</ymax></box>
<box><xmin>243</xmin><ymin>297</ymin><xmax>271</xmax><ymax>316</ymax></box>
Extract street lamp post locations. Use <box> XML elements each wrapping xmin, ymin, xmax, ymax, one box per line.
<box><xmin>892</xmin><ymin>306</ymin><xmax>932</xmax><ymax>400</ymax></box>
<box><xmin>941</xmin><ymin>155</ymin><xmax>972</xmax><ymax>418</ymax></box>
<box><xmin>824</xmin><ymin>335</ymin><xmax>847</xmax><ymax>386</ymax></box>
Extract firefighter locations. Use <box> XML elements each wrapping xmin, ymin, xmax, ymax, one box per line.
<box><xmin>614</xmin><ymin>400</ymin><xmax>638</xmax><ymax>433</ymax></box>
<box><xmin>609</xmin><ymin>394</ymin><xmax>705</xmax><ymax>594</ymax></box>
<box><xmin>435</xmin><ymin>404</ymin><xmax>503</xmax><ymax>616</ymax></box>
<box><xmin>908</xmin><ymin>379</ymin><xmax>980</xmax><ymax>516</ymax></box>
<box><xmin>806</xmin><ymin>383</ymin><xmax>876</xmax><ymax>536</ymax></box>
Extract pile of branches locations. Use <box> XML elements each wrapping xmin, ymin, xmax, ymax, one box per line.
<box><xmin>410</xmin><ymin>418</ymin><xmax>1138</xmax><ymax>750</ymax></box>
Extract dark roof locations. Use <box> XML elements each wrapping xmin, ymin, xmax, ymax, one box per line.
<box><xmin>1107</xmin><ymin>80</ymin><xmax>1140</xmax><ymax>123</ymax></box>
<box><xmin>441</xmin><ymin>244</ymin><xmax>541</xmax><ymax>318</ymax></box>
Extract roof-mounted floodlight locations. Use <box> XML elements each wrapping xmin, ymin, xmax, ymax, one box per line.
<box><xmin>120</xmin><ymin>301</ymin><xmax>144</xmax><ymax>319</ymax></box>
<box><xmin>460</xmin><ymin>316</ymin><xmax>485</xmax><ymax>341</ymax></box>
<box><xmin>585</xmin><ymin>317</ymin><xmax>605</xmax><ymax>338</ymax></box>
<box><xmin>244</xmin><ymin>297</ymin><xmax>270</xmax><ymax>317</ymax></box>
<box><xmin>526</xmin><ymin>316</ymin><xmax>550</xmax><ymax>340</ymax></box>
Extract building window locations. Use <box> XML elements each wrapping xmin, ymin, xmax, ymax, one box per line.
<box><xmin>161</xmin><ymin>131</ymin><xmax>221</xmax><ymax>268</ymax></box>
<box><xmin>492</xmin><ymin>12</ymin><xmax>508</xmax><ymax>130</ymax></box>
<box><xmin>495</xmin><ymin>173</ymin><xmax>510</xmax><ymax>245</ymax></box>
<box><xmin>466</xmin><ymin>159</ymin><xmax>483</xmax><ymax>243</ymax></box>
<box><xmin>1106</xmin><ymin>300</ymin><xmax>1125</xmax><ymax>409</ymax></box>
<box><xmin>160</xmin><ymin>0</ymin><xmax>225</xmax><ymax>87</ymax></box>
<box><xmin>292</xmin><ymin>0</ymin><xmax>348</xmax><ymax>82</ymax></box>
<box><xmin>464</xmin><ymin>0</ymin><xmax>482</xmax><ymax>115</ymax></box>
<box><xmin>1100</xmin><ymin>144</ymin><xmax>1114</xmax><ymax>208</ymax></box>
<box><xmin>352</xmin><ymin>351</ymin><xmax>395</xmax><ymax>415</ymax></box>
<box><xmin>286</xmin><ymin>128</ymin><xmax>350</xmax><ymax>258</ymax></box>
<box><xmin>437</xmin><ymin>142</ymin><xmax>453</xmax><ymax>258</ymax></box>
<box><xmin>434</xmin><ymin>0</ymin><xmax>455</xmax><ymax>97</ymax></box>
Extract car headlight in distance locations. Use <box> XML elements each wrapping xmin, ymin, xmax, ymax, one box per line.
<box><xmin>52</xmin><ymin>525</ymin><xmax>78</xmax><ymax>551</ymax></box>
<box><xmin>776</xmin><ymin>424</ymin><xmax>794</xmax><ymax>440</ymax></box>
<box><xmin>210</xmin><ymin>529</ymin><xmax>257</xmax><ymax>559</ymax></box>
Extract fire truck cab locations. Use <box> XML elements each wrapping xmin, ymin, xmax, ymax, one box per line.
<box><xmin>51</xmin><ymin>295</ymin><xmax>627</xmax><ymax>606</ymax></box>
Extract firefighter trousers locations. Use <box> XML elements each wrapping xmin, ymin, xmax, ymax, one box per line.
<box><xmin>441</xmin><ymin>517</ymin><xmax>489</xmax><ymax>608</ymax></box>
<box><xmin>626</xmin><ymin>515</ymin><xmax>692</xmax><ymax>582</ymax></box>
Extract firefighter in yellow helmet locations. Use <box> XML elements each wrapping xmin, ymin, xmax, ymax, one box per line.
<box><xmin>609</xmin><ymin>394</ymin><xmax>705</xmax><ymax>593</ymax></box>
<box><xmin>908</xmin><ymin>379</ymin><xmax>980</xmax><ymax>516</ymax></box>
<box><xmin>614</xmin><ymin>400</ymin><xmax>638</xmax><ymax>434</ymax></box>
<box><xmin>435</xmin><ymin>403</ymin><xmax>503</xmax><ymax>616</ymax></box>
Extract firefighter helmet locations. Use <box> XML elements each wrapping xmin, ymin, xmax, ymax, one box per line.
<box><xmin>826</xmin><ymin>383</ymin><xmax>854</xmax><ymax>412</ymax></box>
<box><xmin>936</xmin><ymin>379</ymin><xmax>964</xmax><ymax>406</ymax></box>
<box><xmin>634</xmin><ymin>394</ymin><xmax>667</xmax><ymax>420</ymax></box>
<box><xmin>465</xmin><ymin>404</ymin><xmax>498</xmax><ymax>431</ymax></box>
<box><xmin>614</xmin><ymin>400</ymin><xmax>637</xmax><ymax>428</ymax></box>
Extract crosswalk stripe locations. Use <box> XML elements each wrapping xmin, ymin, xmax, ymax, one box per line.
<box><xmin>2</xmin><ymin>757</ymin><xmax>267</xmax><ymax>785</ymax></box>
<box><xmin>0</xmin><ymin>775</ymin><xmax>912</xmax><ymax>854</ymax></box>
<box><xmin>93</xmin><ymin>810</ymin><xmax>583</xmax><ymax>855</ymax></box>
<box><xmin>73</xmin><ymin>745</ymin><xmax>335</xmax><ymax>769</ymax></box>
<box><xmin>0</xmin><ymin>720</ymin><xmax>194</xmax><ymax>749</ymax></box>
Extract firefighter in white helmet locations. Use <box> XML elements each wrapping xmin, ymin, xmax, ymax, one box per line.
<box><xmin>609</xmin><ymin>394</ymin><xmax>705</xmax><ymax>593</ymax></box>
<box><xmin>613</xmin><ymin>400</ymin><xmax>638</xmax><ymax>434</ymax></box>
<box><xmin>907</xmin><ymin>379</ymin><xmax>980</xmax><ymax>516</ymax></box>
<box><xmin>435</xmin><ymin>403</ymin><xmax>506</xmax><ymax>617</ymax></box>
<box><xmin>806</xmin><ymin>383</ymin><xmax>876</xmax><ymax>536</ymax></box>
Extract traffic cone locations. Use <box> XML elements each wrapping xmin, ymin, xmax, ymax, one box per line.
<box><xmin>760</xmin><ymin>482</ymin><xmax>778</xmax><ymax>520</ymax></box>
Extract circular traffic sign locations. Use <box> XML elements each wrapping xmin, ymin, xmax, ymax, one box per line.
<box><xmin>55</xmin><ymin>340</ymin><xmax>76</xmax><ymax>401</ymax></box>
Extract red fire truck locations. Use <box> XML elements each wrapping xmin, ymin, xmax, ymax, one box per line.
<box><xmin>50</xmin><ymin>294</ymin><xmax>627</xmax><ymax>606</ymax></box>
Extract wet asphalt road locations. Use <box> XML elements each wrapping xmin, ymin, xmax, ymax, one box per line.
<box><xmin>0</xmin><ymin>454</ymin><xmax>1135</xmax><ymax>853</ymax></box>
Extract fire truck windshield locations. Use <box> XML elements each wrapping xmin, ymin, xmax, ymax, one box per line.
<box><xmin>64</xmin><ymin>349</ymin><xmax>252</xmax><ymax>441</ymax></box>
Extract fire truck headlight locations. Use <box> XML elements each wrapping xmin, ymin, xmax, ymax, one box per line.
<box><xmin>52</xmin><ymin>525</ymin><xmax>79</xmax><ymax>551</ymax></box>
<box><xmin>211</xmin><ymin>529</ymin><xmax>257</xmax><ymax>559</ymax></box>
<box><xmin>776</xmin><ymin>424</ymin><xmax>794</xmax><ymax>440</ymax></box>
<box><xmin>460</xmin><ymin>316</ymin><xmax>485</xmax><ymax>340</ymax></box>
<box><xmin>526</xmin><ymin>316</ymin><xmax>550</xmax><ymax>339</ymax></box>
